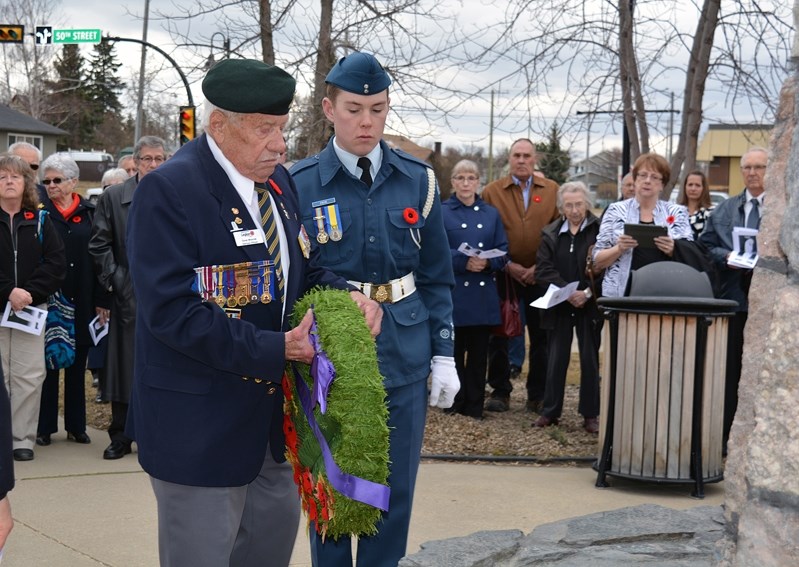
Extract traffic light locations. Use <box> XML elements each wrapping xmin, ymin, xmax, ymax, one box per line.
<box><xmin>179</xmin><ymin>106</ymin><xmax>196</xmax><ymax>145</ymax></box>
<box><xmin>0</xmin><ymin>25</ymin><xmax>24</xmax><ymax>43</ymax></box>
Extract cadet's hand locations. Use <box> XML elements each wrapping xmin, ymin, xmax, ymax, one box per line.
<box><xmin>285</xmin><ymin>309</ymin><xmax>315</xmax><ymax>364</ymax></box>
<box><xmin>429</xmin><ymin>356</ymin><xmax>460</xmax><ymax>408</ymax></box>
<box><xmin>349</xmin><ymin>291</ymin><xmax>383</xmax><ymax>338</ymax></box>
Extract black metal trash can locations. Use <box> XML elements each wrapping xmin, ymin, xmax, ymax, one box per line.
<box><xmin>594</xmin><ymin>262</ymin><xmax>737</xmax><ymax>498</ymax></box>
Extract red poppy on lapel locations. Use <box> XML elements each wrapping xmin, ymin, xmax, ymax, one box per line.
<box><xmin>403</xmin><ymin>208</ymin><xmax>419</xmax><ymax>225</ymax></box>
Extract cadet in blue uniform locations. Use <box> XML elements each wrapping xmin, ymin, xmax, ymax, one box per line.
<box><xmin>126</xmin><ymin>59</ymin><xmax>381</xmax><ymax>567</ymax></box>
<box><xmin>291</xmin><ymin>51</ymin><xmax>459</xmax><ymax>567</ymax></box>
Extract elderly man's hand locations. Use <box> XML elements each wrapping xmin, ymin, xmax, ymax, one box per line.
<box><xmin>349</xmin><ymin>291</ymin><xmax>383</xmax><ymax>338</ymax></box>
<box><xmin>285</xmin><ymin>309</ymin><xmax>315</xmax><ymax>364</ymax></box>
<box><xmin>8</xmin><ymin>287</ymin><xmax>32</xmax><ymax>312</ymax></box>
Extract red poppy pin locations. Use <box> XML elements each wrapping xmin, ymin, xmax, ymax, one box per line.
<box><xmin>72</xmin><ymin>216</ymin><xmax>82</xmax><ymax>223</ymax></box>
<box><xmin>23</xmin><ymin>211</ymin><xmax>34</xmax><ymax>220</ymax></box>
<box><xmin>666</xmin><ymin>215</ymin><xmax>675</xmax><ymax>226</ymax></box>
<box><xmin>533</xmin><ymin>195</ymin><xmax>542</xmax><ymax>203</ymax></box>
<box><xmin>403</xmin><ymin>207</ymin><xmax>419</xmax><ymax>225</ymax></box>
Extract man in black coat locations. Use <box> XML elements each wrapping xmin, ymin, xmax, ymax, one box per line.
<box><xmin>88</xmin><ymin>135</ymin><xmax>167</xmax><ymax>460</ymax></box>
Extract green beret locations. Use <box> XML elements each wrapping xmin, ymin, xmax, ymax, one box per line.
<box><xmin>325</xmin><ymin>52</ymin><xmax>391</xmax><ymax>95</ymax></box>
<box><xmin>202</xmin><ymin>59</ymin><xmax>296</xmax><ymax>115</ymax></box>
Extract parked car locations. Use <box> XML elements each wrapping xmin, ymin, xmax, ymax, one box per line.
<box><xmin>85</xmin><ymin>187</ymin><xmax>104</xmax><ymax>204</ymax></box>
<box><xmin>669</xmin><ymin>188</ymin><xmax>729</xmax><ymax>207</ymax></box>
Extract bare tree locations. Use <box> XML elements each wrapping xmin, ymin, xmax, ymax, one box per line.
<box><xmin>467</xmin><ymin>0</ymin><xmax>791</xmax><ymax>189</ymax></box>
<box><xmin>0</xmin><ymin>0</ymin><xmax>61</xmax><ymax>118</ymax></box>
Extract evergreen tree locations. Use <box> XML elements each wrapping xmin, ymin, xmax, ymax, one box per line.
<box><xmin>46</xmin><ymin>44</ymin><xmax>93</xmax><ymax>150</ymax></box>
<box><xmin>79</xmin><ymin>41</ymin><xmax>125</xmax><ymax>150</ymax></box>
<box><xmin>535</xmin><ymin>123</ymin><xmax>571</xmax><ymax>185</ymax></box>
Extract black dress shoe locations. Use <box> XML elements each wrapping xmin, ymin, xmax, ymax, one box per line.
<box><xmin>13</xmin><ymin>448</ymin><xmax>34</xmax><ymax>461</ymax></box>
<box><xmin>103</xmin><ymin>440</ymin><xmax>132</xmax><ymax>460</ymax></box>
<box><xmin>67</xmin><ymin>431</ymin><xmax>91</xmax><ymax>444</ymax></box>
<box><xmin>36</xmin><ymin>434</ymin><xmax>51</xmax><ymax>446</ymax></box>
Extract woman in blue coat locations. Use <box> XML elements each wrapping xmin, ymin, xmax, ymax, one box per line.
<box><xmin>442</xmin><ymin>160</ymin><xmax>508</xmax><ymax>418</ymax></box>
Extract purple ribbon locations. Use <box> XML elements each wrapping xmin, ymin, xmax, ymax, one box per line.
<box><xmin>291</xmin><ymin>362</ymin><xmax>390</xmax><ymax>511</ymax></box>
<box><xmin>309</xmin><ymin>313</ymin><xmax>335</xmax><ymax>414</ymax></box>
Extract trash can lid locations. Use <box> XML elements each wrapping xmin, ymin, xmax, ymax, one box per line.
<box><xmin>629</xmin><ymin>262</ymin><xmax>713</xmax><ymax>298</ymax></box>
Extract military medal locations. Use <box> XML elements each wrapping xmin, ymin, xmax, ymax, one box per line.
<box><xmin>225</xmin><ymin>269</ymin><xmax>238</xmax><ymax>307</ymax></box>
<box><xmin>235</xmin><ymin>266</ymin><xmax>249</xmax><ymax>306</ymax></box>
<box><xmin>261</xmin><ymin>265</ymin><xmax>273</xmax><ymax>303</ymax></box>
<box><xmin>327</xmin><ymin>203</ymin><xmax>342</xmax><ymax>241</ymax></box>
<box><xmin>314</xmin><ymin>207</ymin><xmax>329</xmax><ymax>244</ymax></box>
<box><xmin>249</xmin><ymin>265</ymin><xmax>261</xmax><ymax>303</ymax></box>
<box><xmin>298</xmin><ymin>225</ymin><xmax>311</xmax><ymax>259</ymax></box>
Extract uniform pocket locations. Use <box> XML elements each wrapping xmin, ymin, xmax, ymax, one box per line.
<box><xmin>386</xmin><ymin>207</ymin><xmax>426</xmax><ymax>260</ymax></box>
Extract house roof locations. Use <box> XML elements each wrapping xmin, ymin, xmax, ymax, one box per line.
<box><xmin>383</xmin><ymin>134</ymin><xmax>433</xmax><ymax>163</ymax></box>
<box><xmin>0</xmin><ymin>104</ymin><xmax>68</xmax><ymax>136</ymax></box>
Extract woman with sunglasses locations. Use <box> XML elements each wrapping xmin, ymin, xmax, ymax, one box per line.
<box><xmin>592</xmin><ymin>153</ymin><xmax>693</xmax><ymax>298</ymax></box>
<box><xmin>35</xmin><ymin>154</ymin><xmax>99</xmax><ymax>448</ymax></box>
<box><xmin>0</xmin><ymin>155</ymin><xmax>65</xmax><ymax>461</ymax></box>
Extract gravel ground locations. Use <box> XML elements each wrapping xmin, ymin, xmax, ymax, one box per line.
<box><xmin>81</xmin><ymin>354</ymin><xmax>600</xmax><ymax>461</ymax></box>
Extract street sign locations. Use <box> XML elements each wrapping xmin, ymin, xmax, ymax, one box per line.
<box><xmin>35</xmin><ymin>26</ymin><xmax>52</xmax><ymax>44</ymax></box>
<box><xmin>51</xmin><ymin>28</ymin><xmax>102</xmax><ymax>44</ymax></box>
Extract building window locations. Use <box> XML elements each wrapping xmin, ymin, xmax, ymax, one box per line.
<box><xmin>7</xmin><ymin>134</ymin><xmax>42</xmax><ymax>149</ymax></box>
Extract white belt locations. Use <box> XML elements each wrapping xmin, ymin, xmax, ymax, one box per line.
<box><xmin>349</xmin><ymin>273</ymin><xmax>416</xmax><ymax>304</ymax></box>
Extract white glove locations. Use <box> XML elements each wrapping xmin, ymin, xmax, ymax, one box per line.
<box><xmin>429</xmin><ymin>356</ymin><xmax>460</xmax><ymax>409</ymax></box>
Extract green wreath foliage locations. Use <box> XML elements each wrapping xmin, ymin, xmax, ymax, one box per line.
<box><xmin>284</xmin><ymin>287</ymin><xmax>390</xmax><ymax>539</ymax></box>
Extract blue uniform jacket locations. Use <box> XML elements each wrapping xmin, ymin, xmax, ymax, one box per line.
<box><xmin>442</xmin><ymin>195</ymin><xmax>508</xmax><ymax>327</ymax></box>
<box><xmin>126</xmin><ymin>134</ymin><xmax>351</xmax><ymax>487</ymax></box>
<box><xmin>698</xmin><ymin>191</ymin><xmax>750</xmax><ymax>311</ymax></box>
<box><xmin>291</xmin><ymin>139</ymin><xmax>455</xmax><ymax>388</ymax></box>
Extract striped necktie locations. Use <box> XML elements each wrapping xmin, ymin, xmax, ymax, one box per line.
<box><xmin>255</xmin><ymin>182</ymin><xmax>284</xmax><ymax>302</ymax></box>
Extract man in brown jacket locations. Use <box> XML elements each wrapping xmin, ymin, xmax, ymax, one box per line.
<box><xmin>481</xmin><ymin>138</ymin><xmax>560</xmax><ymax>412</ymax></box>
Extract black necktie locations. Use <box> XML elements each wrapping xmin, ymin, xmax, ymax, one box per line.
<box><xmin>357</xmin><ymin>157</ymin><xmax>372</xmax><ymax>187</ymax></box>
<box><xmin>747</xmin><ymin>198</ymin><xmax>760</xmax><ymax>229</ymax></box>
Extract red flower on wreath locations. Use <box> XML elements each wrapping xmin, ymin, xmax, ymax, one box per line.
<box><xmin>403</xmin><ymin>207</ymin><xmax>419</xmax><ymax>225</ymax></box>
<box><xmin>533</xmin><ymin>195</ymin><xmax>542</xmax><ymax>203</ymax></box>
<box><xmin>23</xmin><ymin>211</ymin><xmax>34</xmax><ymax>220</ymax></box>
<box><xmin>666</xmin><ymin>215</ymin><xmax>675</xmax><ymax>226</ymax></box>
<box><xmin>72</xmin><ymin>215</ymin><xmax>82</xmax><ymax>223</ymax></box>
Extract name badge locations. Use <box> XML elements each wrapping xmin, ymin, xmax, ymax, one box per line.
<box><xmin>233</xmin><ymin>229</ymin><xmax>265</xmax><ymax>247</ymax></box>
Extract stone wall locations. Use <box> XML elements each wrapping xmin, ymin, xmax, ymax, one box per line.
<box><xmin>717</xmin><ymin>69</ymin><xmax>799</xmax><ymax>564</ymax></box>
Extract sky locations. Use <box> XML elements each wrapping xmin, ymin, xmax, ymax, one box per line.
<box><xmin>49</xmin><ymin>0</ymin><xmax>794</xmax><ymax>160</ymax></box>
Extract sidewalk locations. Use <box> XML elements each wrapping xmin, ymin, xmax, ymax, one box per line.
<box><xmin>3</xmin><ymin>422</ymin><xmax>725</xmax><ymax>566</ymax></box>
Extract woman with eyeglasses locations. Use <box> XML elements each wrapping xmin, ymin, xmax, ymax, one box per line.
<box><xmin>441</xmin><ymin>160</ymin><xmax>508</xmax><ymax>419</ymax></box>
<box><xmin>35</xmin><ymin>154</ymin><xmax>102</xmax><ymax>448</ymax></box>
<box><xmin>592</xmin><ymin>153</ymin><xmax>693</xmax><ymax>298</ymax></box>
<box><xmin>0</xmin><ymin>155</ymin><xmax>65</xmax><ymax>461</ymax></box>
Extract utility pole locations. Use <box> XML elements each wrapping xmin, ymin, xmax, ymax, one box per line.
<box><xmin>134</xmin><ymin>0</ymin><xmax>150</xmax><ymax>144</ymax></box>
<box><xmin>488</xmin><ymin>89</ymin><xmax>495</xmax><ymax>182</ymax></box>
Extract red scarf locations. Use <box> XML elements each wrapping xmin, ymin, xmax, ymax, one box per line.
<box><xmin>54</xmin><ymin>193</ymin><xmax>80</xmax><ymax>220</ymax></box>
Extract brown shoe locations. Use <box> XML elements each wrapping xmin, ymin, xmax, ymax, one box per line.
<box><xmin>532</xmin><ymin>415</ymin><xmax>558</xmax><ymax>428</ymax></box>
<box><xmin>584</xmin><ymin>417</ymin><xmax>600</xmax><ymax>434</ymax></box>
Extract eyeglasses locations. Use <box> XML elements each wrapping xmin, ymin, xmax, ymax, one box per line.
<box><xmin>43</xmin><ymin>177</ymin><xmax>71</xmax><ymax>185</ymax></box>
<box><xmin>452</xmin><ymin>175</ymin><xmax>479</xmax><ymax>182</ymax></box>
<box><xmin>137</xmin><ymin>156</ymin><xmax>166</xmax><ymax>164</ymax></box>
<box><xmin>741</xmin><ymin>165</ymin><xmax>766</xmax><ymax>172</ymax></box>
<box><xmin>636</xmin><ymin>172</ymin><xmax>663</xmax><ymax>182</ymax></box>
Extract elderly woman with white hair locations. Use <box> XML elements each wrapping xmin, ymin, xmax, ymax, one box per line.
<box><xmin>532</xmin><ymin>181</ymin><xmax>603</xmax><ymax>434</ymax></box>
<box><xmin>35</xmin><ymin>153</ymin><xmax>101</xmax><ymax>448</ymax></box>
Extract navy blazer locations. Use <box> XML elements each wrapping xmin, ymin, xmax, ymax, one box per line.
<box><xmin>126</xmin><ymin>135</ymin><xmax>350</xmax><ymax>487</ymax></box>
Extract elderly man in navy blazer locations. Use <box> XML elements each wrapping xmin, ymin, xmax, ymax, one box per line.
<box><xmin>126</xmin><ymin>59</ymin><xmax>381</xmax><ymax>567</ymax></box>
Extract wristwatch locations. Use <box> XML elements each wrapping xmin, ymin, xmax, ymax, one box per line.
<box><xmin>584</xmin><ymin>288</ymin><xmax>592</xmax><ymax>299</ymax></box>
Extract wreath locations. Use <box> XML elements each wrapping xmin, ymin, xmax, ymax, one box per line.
<box><xmin>283</xmin><ymin>287</ymin><xmax>390</xmax><ymax>540</ymax></box>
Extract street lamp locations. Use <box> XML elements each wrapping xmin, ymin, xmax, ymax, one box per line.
<box><xmin>205</xmin><ymin>33</ymin><xmax>231</xmax><ymax>70</ymax></box>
